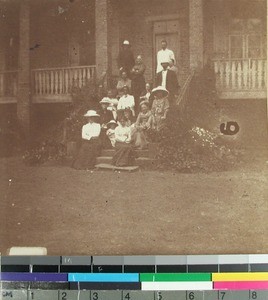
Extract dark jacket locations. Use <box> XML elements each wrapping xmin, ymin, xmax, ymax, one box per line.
<box><xmin>156</xmin><ymin>69</ymin><xmax>179</xmax><ymax>97</ymax></box>
<box><xmin>98</xmin><ymin>109</ymin><xmax>114</xmax><ymax>126</ymax></box>
<box><xmin>117</xmin><ymin>49</ymin><xmax>135</xmax><ymax>73</ymax></box>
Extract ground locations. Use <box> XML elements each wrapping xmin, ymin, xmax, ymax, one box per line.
<box><xmin>0</xmin><ymin>157</ymin><xmax>268</xmax><ymax>256</ymax></box>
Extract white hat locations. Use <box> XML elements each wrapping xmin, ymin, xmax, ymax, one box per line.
<box><xmin>107</xmin><ymin>120</ymin><xmax>117</xmax><ymax>126</ymax></box>
<box><xmin>123</xmin><ymin>40</ymin><xmax>130</xmax><ymax>45</ymax></box>
<box><xmin>84</xmin><ymin>110</ymin><xmax>99</xmax><ymax>117</ymax></box>
<box><xmin>151</xmin><ymin>86</ymin><xmax>169</xmax><ymax>97</ymax></box>
<box><xmin>99</xmin><ymin>97</ymin><xmax>111</xmax><ymax>104</ymax></box>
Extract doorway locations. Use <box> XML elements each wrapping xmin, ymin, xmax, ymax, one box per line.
<box><xmin>153</xmin><ymin>19</ymin><xmax>180</xmax><ymax>74</ymax></box>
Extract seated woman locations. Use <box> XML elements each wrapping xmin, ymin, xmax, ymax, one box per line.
<box><xmin>112</xmin><ymin>116</ymin><xmax>136</xmax><ymax>167</ymax></box>
<box><xmin>98</xmin><ymin>98</ymin><xmax>114</xmax><ymax>148</ymax></box>
<box><xmin>72</xmin><ymin>110</ymin><xmax>101</xmax><ymax>170</ymax></box>
<box><xmin>107</xmin><ymin>90</ymin><xmax>119</xmax><ymax>119</ymax></box>
<box><xmin>151</xmin><ymin>86</ymin><xmax>170</xmax><ymax>131</ymax></box>
<box><xmin>117</xmin><ymin>85</ymin><xmax>135</xmax><ymax>117</ymax></box>
<box><xmin>116</xmin><ymin>70</ymin><xmax>132</xmax><ymax>97</ymax></box>
<box><xmin>140</xmin><ymin>83</ymin><xmax>152</xmax><ymax>103</ymax></box>
<box><xmin>133</xmin><ymin>101</ymin><xmax>153</xmax><ymax>149</ymax></box>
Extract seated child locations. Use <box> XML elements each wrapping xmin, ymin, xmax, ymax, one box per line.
<box><xmin>106</xmin><ymin>120</ymin><xmax>118</xmax><ymax>148</ymax></box>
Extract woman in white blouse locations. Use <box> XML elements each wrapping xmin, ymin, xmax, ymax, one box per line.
<box><xmin>112</xmin><ymin>116</ymin><xmax>136</xmax><ymax>167</ymax></box>
<box><xmin>117</xmin><ymin>85</ymin><xmax>135</xmax><ymax>117</ymax></box>
<box><xmin>72</xmin><ymin>110</ymin><xmax>101</xmax><ymax>170</ymax></box>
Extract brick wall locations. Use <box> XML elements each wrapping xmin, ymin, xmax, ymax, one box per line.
<box><xmin>110</xmin><ymin>0</ymin><xmax>190</xmax><ymax>86</ymax></box>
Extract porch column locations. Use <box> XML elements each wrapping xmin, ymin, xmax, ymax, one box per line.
<box><xmin>189</xmin><ymin>0</ymin><xmax>204</xmax><ymax>70</ymax></box>
<box><xmin>17</xmin><ymin>0</ymin><xmax>31</xmax><ymax>137</ymax></box>
<box><xmin>95</xmin><ymin>0</ymin><xmax>112</xmax><ymax>87</ymax></box>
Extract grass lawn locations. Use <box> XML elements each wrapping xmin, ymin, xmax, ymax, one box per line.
<box><xmin>0</xmin><ymin>157</ymin><xmax>268</xmax><ymax>255</ymax></box>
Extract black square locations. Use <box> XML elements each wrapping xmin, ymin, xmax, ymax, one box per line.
<box><xmin>250</xmin><ymin>264</ymin><xmax>268</xmax><ymax>272</ymax></box>
<box><xmin>60</xmin><ymin>265</ymin><xmax>91</xmax><ymax>273</ymax></box>
<box><xmin>219</xmin><ymin>264</ymin><xmax>249</xmax><ymax>272</ymax></box>
<box><xmin>124</xmin><ymin>265</ymin><xmax>155</xmax><ymax>273</ymax></box>
<box><xmin>93</xmin><ymin>265</ymin><xmax>123</xmax><ymax>273</ymax></box>
<box><xmin>156</xmin><ymin>265</ymin><xmax>187</xmax><ymax>273</ymax></box>
<box><xmin>188</xmin><ymin>264</ymin><xmax>218</xmax><ymax>273</ymax></box>
<box><xmin>1</xmin><ymin>265</ymin><xmax>29</xmax><ymax>272</ymax></box>
<box><xmin>33</xmin><ymin>265</ymin><xmax>59</xmax><ymax>273</ymax></box>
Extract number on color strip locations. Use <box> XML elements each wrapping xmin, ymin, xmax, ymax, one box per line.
<box><xmin>219</xmin><ymin>291</ymin><xmax>226</xmax><ymax>300</ymax></box>
<box><xmin>251</xmin><ymin>291</ymin><xmax>257</xmax><ymax>299</ymax></box>
<box><xmin>61</xmin><ymin>292</ymin><xmax>67</xmax><ymax>300</ymax></box>
<box><xmin>157</xmin><ymin>291</ymin><xmax>162</xmax><ymax>300</ymax></box>
<box><xmin>125</xmin><ymin>293</ymin><xmax>130</xmax><ymax>300</ymax></box>
<box><xmin>188</xmin><ymin>292</ymin><xmax>195</xmax><ymax>300</ymax></box>
<box><xmin>92</xmin><ymin>292</ymin><xmax>98</xmax><ymax>300</ymax></box>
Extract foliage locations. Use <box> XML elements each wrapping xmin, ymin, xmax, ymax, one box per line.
<box><xmin>154</xmin><ymin>66</ymin><xmax>243</xmax><ymax>172</ymax></box>
<box><xmin>22</xmin><ymin>80</ymin><xmax>100</xmax><ymax>165</ymax></box>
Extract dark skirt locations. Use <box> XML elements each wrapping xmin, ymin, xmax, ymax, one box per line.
<box><xmin>112</xmin><ymin>142</ymin><xmax>136</xmax><ymax>167</ymax></box>
<box><xmin>72</xmin><ymin>138</ymin><xmax>101</xmax><ymax>170</ymax></box>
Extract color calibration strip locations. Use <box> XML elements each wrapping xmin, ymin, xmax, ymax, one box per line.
<box><xmin>2</xmin><ymin>272</ymin><xmax>268</xmax><ymax>290</ymax></box>
<box><xmin>1</xmin><ymin>255</ymin><xmax>268</xmax><ymax>299</ymax></box>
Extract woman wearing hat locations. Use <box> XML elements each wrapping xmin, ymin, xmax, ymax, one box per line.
<box><xmin>98</xmin><ymin>98</ymin><xmax>114</xmax><ymax>149</ymax></box>
<box><xmin>72</xmin><ymin>110</ymin><xmax>101</xmax><ymax>170</ymax></box>
<box><xmin>112</xmin><ymin>116</ymin><xmax>136</xmax><ymax>167</ymax></box>
<box><xmin>151</xmin><ymin>86</ymin><xmax>170</xmax><ymax>131</ymax></box>
<box><xmin>133</xmin><ymin>101</ymin><xmax>154</xmax><ymax>149</ymax></box>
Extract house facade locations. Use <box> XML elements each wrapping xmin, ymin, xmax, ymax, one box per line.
<box><xmin>0</xmin><ymin>0</ymin><xmax>267</xmax><ymax>138</ymax></box>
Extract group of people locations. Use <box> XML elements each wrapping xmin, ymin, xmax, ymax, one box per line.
<box><xmin>72</xmin><ymin>39</ymin><xmax>180</xmax><ymax>170</ymax></box>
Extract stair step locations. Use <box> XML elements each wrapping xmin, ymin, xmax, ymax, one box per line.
<box><xmin>95</xmin><ymin>163</ymin><xmax>139</xmax><ymax>172</ymax></box>
<box><xmin>96</xmin><ymin>156</ymin><xmax>156</xmax><ymax>168</ymax></box>
<box><xmin>101</xmin><ymin>149</ymin><xmax>150</xmax><ymax>158</ymax></box>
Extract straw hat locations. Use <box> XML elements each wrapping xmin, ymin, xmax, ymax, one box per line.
<box><xmin>123</xmin><ymin>40</ymin><xmax>130</xmax><ymax>45</ymax></box>
<box><xmin>151</xmin><ymin>86</ymin><xmax>169</xmax><ymax>97</ymax></box>
<box><xmin>106</xmin><ymin>120</ymin><xmax>117</xmax><ymax>127</ymax></box>
<box><xmin>83</xmin><ymin>110</ymin><xmax>99</xmax><ymax>117</ymax></box>
<box><xmin>99</xmin><ymin>97</ymin><xmax>111</xmax><ymax>104</ymax></box>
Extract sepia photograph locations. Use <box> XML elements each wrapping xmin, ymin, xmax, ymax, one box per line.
<box><xmin>0</xmin><ymin>0</ymin><xmax>267</xmax><ymax>256</ymax></box>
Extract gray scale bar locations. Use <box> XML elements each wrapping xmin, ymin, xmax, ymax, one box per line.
<box><xmin>0</xmin><ymin>290</ymin><xmax>268</xmax><ymax>300</ymax></box>
<box><xmin>93</xmin><ymin>256</ymin><xmax>124</xmax><ymax>265</ymax></box>
<box><xmin>123</xmin><ymin>256</ymin><xmax>156</xmax><ymax>265</ymax></box>
<box><xmin>61</xmin><ymin>256</ymin><xmax>92</xmax><ymax>265</ymax></box>
<box><xmin>30</xmin><ymin>256</ymin><xmax>61</xmax><ymax>265</ymax></box>
<box><xmin>2</xmin><ymin>255</ymin><xmax>268</xmax><ymax>267</ymax></box>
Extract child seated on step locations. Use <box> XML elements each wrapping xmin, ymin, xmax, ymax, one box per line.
<box><xmin>106</xmin><ymin>120</ymin><xmax>118</xmax><ymax>148</ymax></box>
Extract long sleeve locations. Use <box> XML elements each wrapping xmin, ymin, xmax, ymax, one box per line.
<box><xmin>82</xmin><ymin>123</ymin><xmax>101</xmax><ymax>140</ymax></box>
<box><xmin>117</xmin><ymin>97</ymin><xmax>123</xmax><ymax>110</ymax></box>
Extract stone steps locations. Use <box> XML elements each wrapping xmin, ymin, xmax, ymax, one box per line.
<box><xmin>95</xmin><ymin>147</ymin><xmax>157</xmax><ymax>170</ymax></box>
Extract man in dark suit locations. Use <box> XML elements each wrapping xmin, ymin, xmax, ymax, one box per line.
<box><xmin>156</xmin><ymin>61</ymin><xmax>179</xmax><ymax>106</ymax></box>
<box><xmin>117</xmin><ymin>40</ymin><xmax>135</xmax><ymax>76</ymax></box>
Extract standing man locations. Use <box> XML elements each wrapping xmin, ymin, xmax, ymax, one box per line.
<box><xmin>156</xmin><ymin>40</ymin><xmax>176</xmax><ymax>73</ymax></box>
<box><xmin>156</xmin><ymin>60</ymin><xmax>179</xmax><ymax>106</ymax></box>
<box><xmin>117</xmin><ymin>40</ymin><xmax>135</xmax><ymax>76</ymax></box>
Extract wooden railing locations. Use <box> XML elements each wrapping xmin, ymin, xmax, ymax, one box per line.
<box><xmin>0</xmin><ymin>70</ymin><xmax>18</xmax><ymax>97</ymax></box>
<box><xmin>31</xmin><ymin>65</ymin><xmax>96</xmax><ymax>96</ymax></box>
<box><xmin>213</xmin><ymin>59</ymin><xmax>267</xmax><ymax>91</ymax></box>
<box><xmin>176</xmin><ymin>72</ymin><xmax>194</xmax><ymax>113</ymax></box>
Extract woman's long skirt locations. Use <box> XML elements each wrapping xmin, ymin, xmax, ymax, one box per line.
<box><xmin>112</xmin><ymin>142</ymin><xmax>136</xmax><ymax>167</ymax></box>
<box><xmin>72</xmin><ymin>139</ymin><xmax>101</xmax><ymax>170</ymax></box>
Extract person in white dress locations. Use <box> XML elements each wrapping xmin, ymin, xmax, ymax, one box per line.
<box><xmin>156</xmin><ymin>40</ymin><xmax>175</xmax><ymax>73</ymax></box>
<box><xmin>117</xmin><ymin>85</ymin><xmax>135</xmax><ymax>117</ymax></box>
